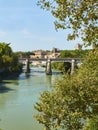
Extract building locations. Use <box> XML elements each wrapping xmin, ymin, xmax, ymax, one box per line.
<box><xmin>74</xmin><ymin>43</ymin><xmax>82</xmax><ymax>50</ymax></box>
<box><xmin>30</xmin><ymin>48</ymin><xmax>60</xmax><ymax>59</ymax></box>
<box><xmin>30</xmin><ymin>50</ymin><xmax>47</xmax><ymax>58</ymax></box>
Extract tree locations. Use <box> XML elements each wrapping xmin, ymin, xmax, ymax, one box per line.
<box><xmin>35</xmin><ymin>50</ymin><xmax>98</xmax><ymax>130</ymax></box>
<box><xmin>10</xmin><ymin>53</ymin><xmax>22</xmax><ymax>72</ymax></box>
<box><xmin>0</xmin><ymin>42</ymin><xmax>12</xmax><ymax>56</ymax></box>
<box><xmin>37</xmin><ymin>0</ymin><xmax>98</xmax><ymax>47</ymax></box>
<box><xmin>83</xmin><ymin>116</ymin><xmax>98</xmax><ymax>130</ymax></box>
<box><xmin>15</xmin><ymin>51</ymin><xmax>35</xmax><ymax>58</ymax></box>
<box><xmin>0</xmin><ymin>42</ymin><xmax>22</xmax><ymax>74</ymax></box>
<box><xmin>0</xmin><ymin>42</ymin><xmax>12</xmax><ymax>67</ymax></box>
<box><xmin>2</xmin><ymin>55</ymin><xmax>12</xmax><ymax>68</ymax></box>
<box><xmin>52</xmin><ymin>62</ymin><xmax>71</xmax><ymax>73</ymax></box>
<box><xmin>52</xmin><ymin>50</ymin><xmax>89</xmax><ymax>73</ymax></box>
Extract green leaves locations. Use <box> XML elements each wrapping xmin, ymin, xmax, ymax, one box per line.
<box><xmin>83</xmin><ymin>116</ymin><xmax>98</xmax><ymax>130</ymax></box>
<box><xmin>37</xmin><ymin>0</ymin><xmax>98</xmax><ymax>47</ymax></box>
<box><xmin>35</xmin><ymin>50</ymin><xmax>98</xmax><ymax>130</ymax></box>
<box><xmin>0</xmin><ymin>42</ymin><xmax>22</xmax><ymax>73</ymax></box>
<box><xmin>0</xmin><ymin>42</ymin><xmax>12</xmax><ymax>56</ymax></box>
<box><xmin>0</xmin><ymin>42</ymin><xmax>12</xmax><ymax>68</ymax></box>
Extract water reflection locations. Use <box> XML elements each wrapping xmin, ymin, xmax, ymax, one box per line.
<box><xmin>25</xmin><ymin>73</ymin><xmax>30</xmax><ymax>78</ymax></box>
<box><xmin>46</xmin><ymin>75</ymin><xmax>52</xmax><ymax>88</ymax></box>
<box><xmin>0</xmin><ymin>78</ymin><xmax>19</xmax><ymax>94</ymax></box>
<box><xmin>0</xmin><ymin>67</ymin><xmax>61</xmax><ymax>130</ymax></box>
<box><xmin>0</xmin><ymin>82</ymin><xmax>13</xmax><ymax>94</ymax></box>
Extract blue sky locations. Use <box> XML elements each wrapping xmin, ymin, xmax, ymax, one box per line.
<box><xmin>0</xmin><ymin>0</ymin><xmax>85</xmax><ymax>52</ymax></box>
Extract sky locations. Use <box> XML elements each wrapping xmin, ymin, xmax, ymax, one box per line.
<box><xmin>0</xmin><ymin>0</ymin><xmax>89</xmax><ymax>52</ymax></box>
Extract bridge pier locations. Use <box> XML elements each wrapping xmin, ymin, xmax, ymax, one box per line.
<box><xmin>19</xmin><ymin>58</ymin><xmax>83</xmax><ymax>75</ymax></box>
<box><xmin>25</xmin><ymin>59</ymin><xmax>30</xmax><ymax>73</ymax></box>
<box><xmin>45</xmin><ymin>59</ymin><xmax>52</xmax><ymax>75</ymax></box>
<box><xmin>71</xmin><ymin>59</ymin><xmax>75</xmax><ymax>75</ymax></box>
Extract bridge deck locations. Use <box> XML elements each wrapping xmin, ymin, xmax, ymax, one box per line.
<box><xmin>19</xmin><ymin>58</ymin><xmax>84</xmax><ymax>63</ymax></box>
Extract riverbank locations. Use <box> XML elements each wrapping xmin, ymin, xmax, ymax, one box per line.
<box><xmin>0</xmin><ymin>68</ymin><xmax>22</xmax><ymax>81</ymax></box>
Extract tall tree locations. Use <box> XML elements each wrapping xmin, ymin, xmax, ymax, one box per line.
<box><xmin>0</xmin><ymin>42</ymin><xmax>12</xmax><ymax>67</ymax></box>
<box><xmin>0</xmin><ymin>42</ymin><xmax>12</xmax><ymax>56</ymax></box>
<box><xmin>0</xmin><ymin>42</ymin><xmax>22</xmax><ymax>73</ymax></box>
<box><xmin>37</xmin><ymin>0</ymin><xmax>98</xmax><ymax>47</ymax></box>
<box><xmin>35</xmin><ymin>50</ymin><xmax>98</xmax><ymax>130</ymax></box>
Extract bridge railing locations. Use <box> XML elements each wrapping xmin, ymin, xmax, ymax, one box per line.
<box><xmin>19</xmin><ymin>58</ymin><xmax>84</xmax><ymax>62</ymax></box>
<box><xmin>19</xmin><ymin>57</ymin><xmax>84</xmax><ymax>75</ymax></box>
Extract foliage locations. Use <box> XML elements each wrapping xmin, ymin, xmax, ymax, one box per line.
<box><xmin>52</xmin><ymin>49</ymin><xmax>89</xmax><ymax>73</ymax></box>
<box><xmin>83</xmin><ymin>116</ymin><xmax>98</xmax><ymax>130</ymax></box>
<box><xmin>10</xmin><ymin>53</ymin><xmax>22</xmax><ymax>72</ymax></box>
<box><xmin>15</xmin><ymin>51</ymin><xmax>35</xmax><ymax>58</ymax></box>
<box><xmin>0</xmin><ymin>42</ymin><xmax>22</xmax><ymax>74</ymax></box>
<box><xmin>37</xmin><ymin>0</ymin><xmax>98</xmax><ymax>47</ymax></box>
<box><xmin>0</xmin><ymin>42</ymin><xmax>12</xmax><ymax>56</ymax></box>
<box><xmin>2</xmin><ymin>55</ymin><xmax>12</xmax><ymax>67</ymax></box>
<box><xmin>52</xmin><ymin>62</ymin><xmax>71</xmax><ymax>73</ymax></box>
<box><xmin>0</xmin><ymin>42</ymin><xmax>12</xmax><ymax>67</ymax></box>
<box><xmin>60</xmin><ymin>50</ymin><xmax>89</xmax><ymax>58</ymax></box>
<box><xmin>35</xmin><ymin>50</ymin><xmax>98</xmax><ymax>130</ymax></box>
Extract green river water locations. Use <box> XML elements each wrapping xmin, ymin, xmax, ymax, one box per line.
<box><xmin>0</xmin><ymin>67</ymin><xmax>61</xmax><ymax>130</ymax></box>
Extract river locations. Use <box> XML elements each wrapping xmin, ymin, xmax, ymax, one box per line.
<box><xmin>0</xmin><ymin>67</ymin><xmax>61</xmax><ymax>130</ymax></box>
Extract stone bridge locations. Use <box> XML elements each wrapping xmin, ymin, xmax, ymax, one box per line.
<box><xmin>19</xmin><ymin>58</ymin><xmax>84</xmax><ymax>75</ymax></box>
